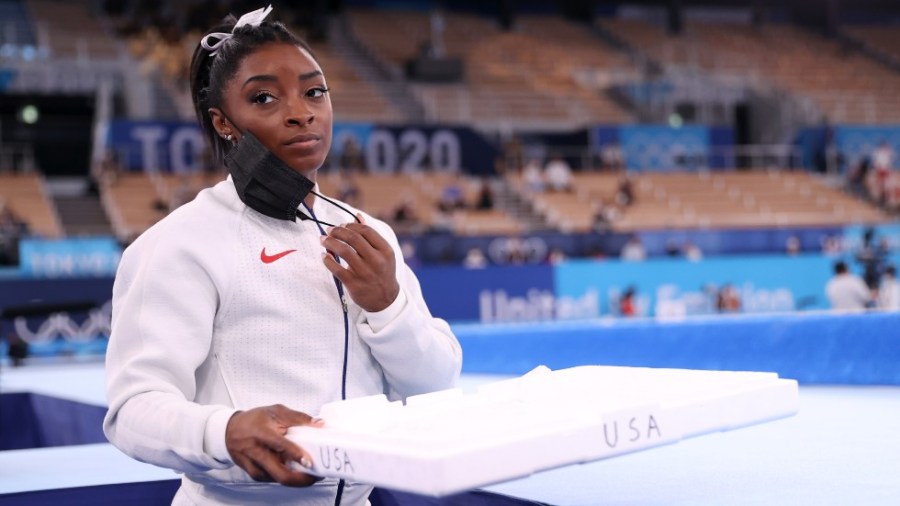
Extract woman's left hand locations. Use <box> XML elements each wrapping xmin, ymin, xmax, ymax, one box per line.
<box><xmin>321</xmin><ymin>214</ymin><xmax>400</xmax><ymax>312</ymax></box>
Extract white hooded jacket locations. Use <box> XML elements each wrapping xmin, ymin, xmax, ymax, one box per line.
<box><xmin>103</xmin><ymin>178</ymin><xmax>462</xmax><ymax>505</ymax></box>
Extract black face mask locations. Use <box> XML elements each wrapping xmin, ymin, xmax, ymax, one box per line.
<box><xmin>223</xmin><ymin>130</ymin><xmax>360</xmax><ymax>227</ymax></box>
<box><xmin>224</xmin><ymin>130</ymin><xmax>314</xmax><ymax>222</ymax></box>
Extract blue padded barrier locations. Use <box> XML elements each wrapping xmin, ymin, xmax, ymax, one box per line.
<box><xmin>453</xmin><ymin>311</ymin><xmax>900</xmax><ymax>385</ymax></box>
<box><xmin>0</xmin><ymin>394</ymin><xmax>107</xmax><ymax>450</ymax></box>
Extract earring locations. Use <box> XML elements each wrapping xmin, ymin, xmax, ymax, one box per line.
<box><xmin>225</xmin><ymin>134</ymin><xmax>234</xmax><ymax>142</ymax></box>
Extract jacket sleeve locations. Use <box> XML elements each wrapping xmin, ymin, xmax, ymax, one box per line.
<box><xmin>354</xmin><ymin>223</ymin><xmax>463</xmax><ymax>399</ymax></box>
<box><xmin>103</xmin><ymin>225</ymin><xmax>237</xmax><ymax>473</ymax></box>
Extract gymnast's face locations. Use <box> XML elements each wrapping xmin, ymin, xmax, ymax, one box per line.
<box><xmin>210</xmin><ymin>43</ymin><xmax>333</xmax><ymax>180</ymax></box>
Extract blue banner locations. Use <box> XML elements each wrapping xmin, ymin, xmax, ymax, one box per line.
<box><xmin>375</xmin><ymin>125</ymin><xmax>498</xmax><ymax>175</ymax></box>
<box><xmin>416</xmin><ymin>264</ymin><xmax>560</xmax><ymax>323</ymax></box>
<box><xmin>18</xmin><ymin>238</ymin><xmax>121</xmax><ymax>278</ymax></box>
<box><xmin>834</xmin><ymin>125</ymin><xmax>900</xmax><ymax>170</ymax></box>
<box><xmin>106</xmin><ymin>120</ymin><xmax>205</xmax><ymax>172</ymax></box>
<box><xmin>620</xmin><ymin>125</ymin><xmax>710</xmax><ymax>172</ymax></box>
<box><xmin>106</xmin><ymin>120</ymin><xmax>498</xmax><ymax>175</ymax></box>
<box><xmin>591</xmin><ymin>125</ymin><xmax>723</xmax><ymax>172</ymax></box>
<box><xmin>0</xmin><ymin>276</ymin><xmax>114</xmax><ymax>357</ymax></box>
<box><xmin>555</xmin><ymin>255</ymin><xmax>838</xmax><ymax>318</ymax></box>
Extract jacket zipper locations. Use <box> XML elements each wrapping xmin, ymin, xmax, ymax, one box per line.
<box><xmin>305</xmin><ymin>203</ymin><xmax>348</xmax><ymax>506</ymax></box>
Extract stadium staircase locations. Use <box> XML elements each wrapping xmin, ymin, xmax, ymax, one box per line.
<box><xmin>493</xmin><ymin>180</ymin><xmax>550</xmax><ymax>231</ymax></box>
<box><xmin>331</xmin><ymin>16</ymin><xmax>424</xmax><ymax>122</ymax></box>
<box><xmin>47</xmin><ymin>179</ymin><xmax>113</xmax><ymax>237</ymax></box>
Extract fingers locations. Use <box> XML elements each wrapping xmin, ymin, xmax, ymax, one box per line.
<box><xmin>242</xmin><ymin>443</ymin><xmax>319</xmax><ymax>487</ymax></box>
<box><xmin>324</xmin><ymin>222</ymin><xmax>394</xmax><ymax>260</ymax></box>
<box><xmin>268</xmin><ymin>404</ymin><xmax>323</xmax><ymax>429</ymax></box>
<box><xmin>321</xmin><ymin>225</ymin><xmax>395</xmax><ymax>277</ymax></box>
<box><xmin>226</xmin><ymin>405</ymin><xmax>324</xmax><ymax>488</ymax></box>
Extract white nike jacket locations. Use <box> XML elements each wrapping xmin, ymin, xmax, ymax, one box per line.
<box><xmin>103</xmin><ymin>178</ymin><xmax>463</xmax><ymax>505</ymax></box>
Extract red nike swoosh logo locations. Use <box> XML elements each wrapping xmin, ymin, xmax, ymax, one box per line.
<box><xmin>260</xmin><ymin>248</ymin><xmax>297</xmax><ymax>264</ymax></box>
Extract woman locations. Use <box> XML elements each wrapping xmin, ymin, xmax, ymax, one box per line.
<box><xmin>103</xmin><ymin>7</ymin><xmax>462</xmax><ymax>505</ymax></box>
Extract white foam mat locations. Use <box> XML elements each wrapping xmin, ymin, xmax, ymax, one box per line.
<box><xmin>287</xmin><ymin>365</ymin><xmax>799</xmax><ymax>496</ymax></box>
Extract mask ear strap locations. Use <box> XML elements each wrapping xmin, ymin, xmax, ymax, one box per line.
<box><xmin>310</xmin><ymin>190</ymin><xmax>361</xmax><ymax>224</ymax></box>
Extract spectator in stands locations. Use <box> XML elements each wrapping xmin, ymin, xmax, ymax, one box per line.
<box><xmin>825</xmin><ymin>260</ymin><xmax>872</xmax><ymax>310</ymax></box>
<box><xmin>620</xmin><ymin>234</ymin><xmax>646</xmax><ymax>262</ymax></box>
<box><xmin>785</xmin><ymin>235</ymin><xmax>801</xmax><ymax>256</ymax></box>
<box><xmin>855</xmin><ymin>228</ymin><xmax>888</xmax><ymax>290</ymax></box>
<box><xmin>522</xmin><ymin>157</ymin><xmax>545</xmax><ymax>193</ymax></box>
<box><xmin>716</xmin><ymin>284</ymin><xmax>741</xmax><ymax>313</ymax></box>
<box><xmin>592</xmin><ymin>199</ymin><xmax>619</xmax><ymax>233</ymax></box>
<box><xmin>872</xmin><ymin>140</ymin><xmax>895</xmax><ymax>205</ymax></box>
<box><xmin>103</xmin><ymin>9</ymin><xmax>460</xmax><ymax>506</ymax></box>
<box><xmin>664</xmin><ymin>238</ymin><xmax>680</xmax><ymax>257</ymax></box>
<box><xmin>546</xmin><ymin>247</ymin><xmax>567</xmax><ymax>265</ymax></box>
<box><xmin>5</xmin><ymin>331</ymin><xmax>29</xmax><ymax>367</ymax></box>
<box><xmin>878</xmin><ymin>265</ymin><xmax>900</xmax><ymax>310</ymax></box>
<box><xmin>462</xmin><ymin>247</ymin><xmax>488</xmax><ymax>269</ymax></box>
<box><xmin>619</xmin><ymin>287</ymin><xmax>638</xmax><ymax>317</ymax></box>
<box><xmin>821</xmin><ymin>235</ymin><xmax>843</xmax><ymax>257</ymax></box>
<box><xmin>847</xmin><ymin>154</ymin><xmax>872</xmax><ymax>199</ymax></box>
<box><xmin>500</xmin><ymin>135</ymin><xmax>524</xmax><ymax>174</ymax></box>
<box><xmin>473</xmin><ymin>179</ymin><xmax>495</xmax><ymax>210</ymax></box>
<box><xmin>502</xmin><ymin>236</ymin><xmax>528</xmax><ymax>265</ymax></box>
<box><xmin>683</xmin><ymin>241</ymin><xmax>703</xmax><ymax>262</ymax></box>
<box><xmin>0</xmin><ymin>198</ymin><xmax>29</xmax><ymax>265</ymax></box>
<box><xmin>544</xmin><ymin>153</ymin><xmax>573</xmax><ymax>192</ymax></box>
<box><xmin>338</xmin><ymin>136</ymin><xmax>365</xmax><ymax>173</ymax></box>
<box><xmin>391</xmin><ymin>195</ymin><xmax>422</xmax><ymax>234</ymax></box>
<box><xmin>89</xmin><ymin>149</ymin><xmax>122</xmax><ymax>194</ymax></box>
<box><xmin>430</xmin><ymin>205</ymin><xmax>454</xmax><ymax>233</ymax></box>
<box><xmin>601</xmin><ymin>140</ymin><xmax>625</xmax><ymax>172</ymax></box>
<box><xmin>615</xmin><ymin>174</ymin><xmax>635</xmax><ymax>207</ymax></box>
<box><xmin>438</xmin><ymin>173</ymin><xmax>466</xmax><ymax>212</ymax></box>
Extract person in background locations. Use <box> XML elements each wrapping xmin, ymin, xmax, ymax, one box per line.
<box><xmin>102</xmin><ymin>8</ymin><xmax>461</xmax><ymax>505</ymax></box>
<box><xmin>664</xmin><ymin>238</ymin><xmax>680</xmax><ymax>257</ymax></box>
<box><xmin>716</xmin><ymin>284</ymin><xmax>741</xmax><ymax>313</ymax></box>
<box><xmin>522</xmin><ymin>157</ymin><xmax>545</xmax><ymax>193</ymax></box>
<box><xmin>601</xmin><ymin>140</ymin><xmax>625</xmax><ymax>171</ymax></box>
<box><xmin>825</xmin><ymin>260</ymin><xmax>872</xmax><ymax>310</ymax></box>
<box><xmin>821</xmin><ymin>235</ymin><xmax>843</xmax><ymax>257</ymax></box>
<box><xmin>546</xmin><ymin>247</ymin><xmax>566</xmax><ymax>265</ymax></box>
<box><xmin>683</xmin><ymin>241</ymin><xmax>703</xmax><ymax>262</ymax></box>
<box><xmin>5</xmin><ymin>331</ymin><xmax>29</xmax><ymax>367</ymax></box>
<box><xmin>391</xmin><ymin>194</ymin><xmax>422</xmax><ymax>234</ymax></box>
<box><xmin>620</xmin><ymin>234</ymin><xmax>646</xmax><ymax>262</ymax></box>
<box><xmin>0</xmin><ymin>199</ymin><xmax>29</xmax><ymax>266</ymax></box>
<box><xmin>338</xmin><ymin>136</ymin><xmax>365</xmax><ymax>173</ymax></box>
<box><xmin>619</xmin><ymin>287</ymin><xmax>637</xmax><ymax>317</ymax></box>
<box><xmin>615</xmin><ymin>174</ymin><xmax>635</xmax><ymax>207</ymax></box>
<box><xmin>855</xmin><ymin>228</ymin><xmax>887</xmax><ymax>290</ymax></box>
<box><xmin>872</xmin><ymin>140</ymin><xmax>895</xmax><ymax>205</ymax></box>
<box><xmin>878</xmin><ymin>265</ymin><xmax>899</xmax><ymax>310</ymax></box>
<box><xmin>592</xmin><ymin>198</ymin><xmax>619</xmax><ymax>233</ymax></box>
<box><xmin>462</xmin><ymin>247</ymin><xmax>488</xmax><ymax>269</ymax></box>
<box><xmin>785</xmin><ymin>235</ymin><xmax>801</xmax><ymax>256</ymax></box>
<box><xmin>473</xmin><ymin>179</ymin><xmax>495</xmax><ymax>210</ymax></box>
<box><xmin>544</xmin><ymin>153</ymin><xmax>573</xmax><ymax>192</ymax></box>
<box><xmin>437</xmin><ymin>173</ymin><xmax>466</xmax><ymax>212</ymax></box>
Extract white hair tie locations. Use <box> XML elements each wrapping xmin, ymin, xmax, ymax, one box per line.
<box><xmin>201</xmin><ymin>4</ymin><xmax>274</xmax><ymax>56</ymax></box>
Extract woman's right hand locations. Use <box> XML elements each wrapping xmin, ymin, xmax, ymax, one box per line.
<box><xmin>225</xmin><ymin>404</ymin><xmax>324</xmax><ymax>487</ymax></box>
